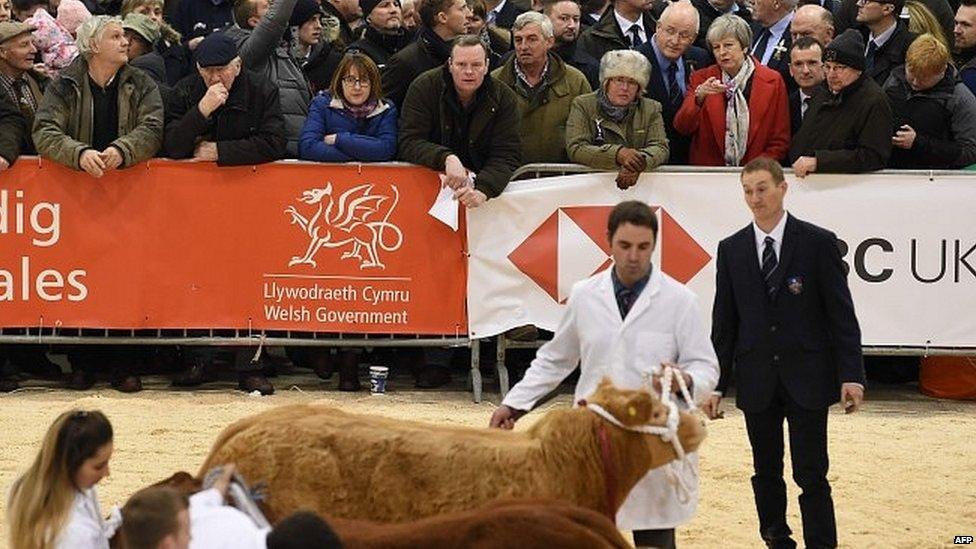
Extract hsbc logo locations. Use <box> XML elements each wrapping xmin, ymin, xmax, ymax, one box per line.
<box><xmin>507</xmin><ymin>205</ymin><xmax>711</xmax><ymax>303</ymax></box>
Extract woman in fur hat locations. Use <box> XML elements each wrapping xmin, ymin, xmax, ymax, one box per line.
<box><xmin>565</xmin><ymin>49</ymin><xmax>669</xmax><ymax>189</ymax></box>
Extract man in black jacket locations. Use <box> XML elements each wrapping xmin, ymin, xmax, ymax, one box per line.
<box><xmin>381</xmin><ymin>0</ymin><xmax>471</xmax><ymax>107</ymax></box>
<box><xmin>0</xmin><ymin>21</ymin><xmax>47</xmax><ymax>155</ymax></box>
<box><xmin>689</xmin><ymin>0</ymin><xmax>752</xmax><ymax>52</ymax></box>
<box><xmin>164</xmin><ymin>32</ymin><xmax>286</xmax><ymax>166</ymax></box>
<box><xmin>708</xmin><ymin>156</ymin><xmax>865</xmax><ymax>549</ymax></box>
<box><xmin>0</xmin><ymin>94</ymin><xmax>24</xmax><ymax>170</ymax></box>
<box><xmin>543</xmin><ymin>0</ymin><xmax>601</xmax><ymax>88</ymax></box>
<box><xmin>789</xmin><ymin>29</ymin><xmax>892</xmax><ymax>176</ymax></box>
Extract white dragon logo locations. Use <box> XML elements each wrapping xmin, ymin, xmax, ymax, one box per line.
<box><xmin>285</xmin><ymin>182</ymin><xmax>403</xmax><ymax>269</ymax></box>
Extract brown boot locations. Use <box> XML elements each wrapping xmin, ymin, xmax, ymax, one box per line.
<box><xmin>337</xmin><ymin>351</ymin><xmax>361</xmax><ymax>391</ymax></box>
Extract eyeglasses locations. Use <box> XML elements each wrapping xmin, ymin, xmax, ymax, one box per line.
<box><xmin>341</xmin><ymin>76</ymin><xmax>371</xmax><ymax>87</ymax></box>
<box><xmin>608</xmin><ymin>76</ymin><xmax>639</xmax><ymax>88</ymax></box>
<box><xmin>659</xmin><ymin>25</ymin><xmax>695</xmax><ymax>42</ymax></box>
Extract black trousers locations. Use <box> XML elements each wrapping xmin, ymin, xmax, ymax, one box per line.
<box><xmin>632</xmin><ymin>528</ymin><xmax>675</xmax><ymax>548</ymax></box>
<box><xmin>744</xmin><ymin>381</ymin><xmax>836</xmax><ymax>549</ymax></box>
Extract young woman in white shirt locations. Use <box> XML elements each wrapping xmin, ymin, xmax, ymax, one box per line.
<box><xmin>7</xmin><ymin>409</ymin><xmax>119</xmax><ymax>549</ymax></box>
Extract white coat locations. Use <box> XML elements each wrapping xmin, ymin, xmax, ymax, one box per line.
<box><xmin>189</xmin><ymin>488</ymin><xmax>271</xmax><ymax>549</ymax></box>
<box><xmin>56</xmin><ymin>487</ymin><xmax>120</xmax><ymax>549</ymax></box>
<box><xmin>501</xmin><ymin>266</ymin><xmax>719</xmax><ymax>530</ymax></box>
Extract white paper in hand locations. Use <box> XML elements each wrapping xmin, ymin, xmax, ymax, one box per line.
<box><xmin>429</xmin><ymin>174</ymin><xmax>460</xmax><ymax>231</ymax></box>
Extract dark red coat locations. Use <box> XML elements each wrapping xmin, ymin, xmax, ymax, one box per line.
<box><xmin>673</xmin><ymin>60</ymin><xmax>791</xmax><ymax>166</ymax></box>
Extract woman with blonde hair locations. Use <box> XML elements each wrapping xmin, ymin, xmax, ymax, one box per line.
<box><xmin>7</xmin><ymin>410</ymin><xmax>119</xmax><ymax>549</ymax></box>
<box><xmin>906</xmin><ymin>0</ymin><xmax>949</xmax><ymax>48</ymax></box>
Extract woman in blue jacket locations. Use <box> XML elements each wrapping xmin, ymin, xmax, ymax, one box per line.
<box><xmin>299</xmin><ymin>52</ymin><xmax>397</xmax><ymax>162</ymax></box>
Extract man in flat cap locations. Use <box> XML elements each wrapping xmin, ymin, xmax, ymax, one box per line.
<box><xmin>163</xmin><ymin>32</ymin><xmax>284</xmax><ymax>396</ymax></box>
<box><xmin>789</xmin><ymin>28</ymin><xmax>892</xmax><ymax>176</ymax></box>
<box><xmin>0</xmin><ymin>21</ymin><xmax>48</xmax><ymax>155</ymax></box>
<box><xmin>164</xmin><ymin>32</ymin><xmax>285</xmax><ymax>166</ymax></box>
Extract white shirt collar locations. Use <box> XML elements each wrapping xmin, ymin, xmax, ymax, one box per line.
<box><xmin>868</xmin><ymin>20</ymin><xmax>897</xmax><ymax>49</ymax></box>
<box><xmin>488</xmin><ymin>0</ymin><xmax>507</xmax><ymax>18</ymax></box>
<box><xmin>753</xmin><ymin>211</ymin><xmax>788</xmax><ymax>264</ymax></box>
<box><xmin>614</xmin><ymin>8</ymin><xmax>644</xmax><ymax>36</ymax></box>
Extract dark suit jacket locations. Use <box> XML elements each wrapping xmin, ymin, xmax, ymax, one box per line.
<box><xmin>788</xmin><ymin>87</ymin><xmax>803</xmax><ymax>136</ymax></box>
<box><xmin>491</xmin><ymin>0</ymin><xmax>526</xmax><ymax>29</ymax></box>
<box><xmin>673</xmin><ymin>61</ymin><xmax>792</xmax><ymax>165</ymax></box>
<box><xmin>863</xmin><ymin>21</ymin><xmax>915</xmax><ymax>86</ymax></box>
<box><xmin>711</xmin><ymin>214</ymin><xmax>865</xmax><ymax>413</ymax></box>
<box><xmin>636</xmin><ymin>41</ymin><xmax>709</xmax><ymax>164</ymax></box>
<box><xmin>750</xmin><ymin>20</ymin><xmax>795</xmax><ymax>90</ymax></box>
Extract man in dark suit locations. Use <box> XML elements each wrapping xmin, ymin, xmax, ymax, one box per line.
<box><xmin>750</xmin><ymin>0</ymin><xmax>796</xmax><ymax>88</ymax></box>
<box><xmin>636</xmin><ymin>0</ymin><xmax>709</xmax><ymax>164</ymax></box>
<box><xmin>787</xmin><ymin>36</ymin><xmax>824</xmax><ymax>135</ymax></box>
<box><xmin>485</xmin><ymin>0</ymin><xmax>526</xmax><ymax>29</ymax></box>
<box><xmin>689</xmin><ymin>0</ymin><xmax>752</xmax><ymax>52</ymax></box>
<box><xmin>706</xmin><ymin>156</ymin><xmax>865</xmax><ymax>549</ymax></box>
<box><xmin>791</xmin><ymin>4</ymin><xmax>835</xmax><ymax>47</ymax></box>
<box><xmin>853</xmin><ymin>0</ymin><xmax>914</xmax><ymax>85</ymax></box>
<box><xmin>578</xmin><ymin>0</ymin><xmax>657</xmax><ymax>62</ymax></box>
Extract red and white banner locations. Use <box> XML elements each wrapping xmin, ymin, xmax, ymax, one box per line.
<box><xmin>466</xmin><ymin>170</ymin><xmax>976</xmax><ymax>347</ymax></box>
<box><xmin>0</xmin><ymin>159</ymin><xmax>467</xmax><ymax>335</ymax></box>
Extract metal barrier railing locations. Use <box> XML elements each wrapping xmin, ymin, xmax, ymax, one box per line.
<box><xmin>4</xmin><ymin>162</ymin><xmax>973</xmax><ymax>402</ymax></box>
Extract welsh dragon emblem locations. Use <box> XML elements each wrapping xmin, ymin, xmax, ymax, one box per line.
<box><xmin>285</xmin><ymin>182</ymin><xmax>403</xmax><ymax>269</ymax></box>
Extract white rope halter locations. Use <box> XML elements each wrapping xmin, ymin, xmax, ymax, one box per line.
<box><xmin>585</xmin><ymin>364</ymin><xmax>698</xmax><ymax>503</ymax></box>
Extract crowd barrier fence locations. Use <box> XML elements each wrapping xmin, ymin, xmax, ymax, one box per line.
<box><xmin>2</xmin><ymin>159</ymin><xmax>973</xmax><ymax>402</ymax></box>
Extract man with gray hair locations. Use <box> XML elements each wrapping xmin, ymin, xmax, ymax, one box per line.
<box><xmin>32</xmin><ymin>15</ymin><xmax>163</xmax><ymax>393</ymax></box>
<box><xmin>636</xmin><ymin>0</ymin><xmax>708</xmax><ymax>164</ymax></box>
<box><xmin>33</xmin><ymin>15</ymin><xmax>163</xmax><ymax>178</ymax></box>
<box><xmin>492</xmin><ymin>11</ymin><xmax>591</xmax><ymax>163</ymax></box>
<box><xmin>791</xmin><ymin>4</ymin><xmax>834</xmax><ymax>47</ymax></box>
<box><xmin>750</xmin><ymin>0</ymin><xmax>797</xmax><ymax>87</ymax></box>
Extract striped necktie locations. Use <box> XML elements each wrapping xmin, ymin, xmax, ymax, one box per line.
<box><xmin>761</xmin><ymin>236</ymin><xmax>778</xmax><ymax>297</ymax></box>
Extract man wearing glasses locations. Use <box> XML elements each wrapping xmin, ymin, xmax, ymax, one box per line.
<box><xmin>789</xmin><ymin>28</ymin><xmax>892</xmax><ymax>177</ymax></box>
<box><xmin>636</xmin><ymin>0</ymin><xmax>708</xmax><ymax>164</ymax></box>
<box><xmin>853</xmin><ymin>0</ymin><xmax>911</xmax><ymax>84</ymax></box>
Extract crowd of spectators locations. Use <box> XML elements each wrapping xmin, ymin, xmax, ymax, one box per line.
<box><xmin>1</xmin><ymin>0</ymin><xmax>975</xmax><ymax>394</ymax></box>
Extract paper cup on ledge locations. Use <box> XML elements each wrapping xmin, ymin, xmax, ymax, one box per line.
<box><xmin>369</xmin><ymin>366</ymin><xmax>389</xmax><ymax>395</ymax></box>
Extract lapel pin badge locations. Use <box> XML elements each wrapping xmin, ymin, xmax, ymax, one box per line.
<box><xmin>787</xmin><ymin>276</ymin><xmax>803</xmax><ymax>295</ymax></box>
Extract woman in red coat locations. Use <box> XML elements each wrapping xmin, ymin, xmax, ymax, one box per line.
<box><xmin>673</xmin><ymin>14</ymin><xmax>790</xmax><ymax>166</ymax></box>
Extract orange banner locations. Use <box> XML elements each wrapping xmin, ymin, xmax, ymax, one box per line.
<box><xmin>0</xmin><ymin>159</ymin><xmax>467</xmax><ymax>334</ymax></box>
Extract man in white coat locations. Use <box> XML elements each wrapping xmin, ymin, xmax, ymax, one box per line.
<box><xmin>489</xmin><ymin>200</ymin><xmax>719</xmax><ymax>549</ymax></box>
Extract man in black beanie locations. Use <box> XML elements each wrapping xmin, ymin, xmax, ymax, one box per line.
<box><xmin>346</xmin><ymin>0</ymin><xmax>415</xmax><ymax>69</ymax></box>
<box><xmin>789</xmin><ymin>28</ymin><xmax>892</xmax><ymax>176</ymax></box>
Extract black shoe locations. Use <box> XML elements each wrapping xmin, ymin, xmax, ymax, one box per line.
<box><xmin>172</xmin><ymin>359</ymin><xmax>215</xmax><ymax>387</ymax></box>
<box><xmin>111</xmin><ymin>375</ymin><xmax>143</xmax><ymax>393</ymax></box>
<box><xmin>0</xmin><ymin>378</ymin><xmax>18</xmax><ymax>392</ymax></box>
<box><xmin>415</xmin><ymin>366</ymin><xmax>451</xmax><ymax>389</ymax></box>
<box><xmin>239</xmin><ymin>374</ymin><xmax>274</xmax><ymax>395</ymax></box>
<box><xmin>67</xmin><ymin>370</ymin><xmax>95</xmax><ymax>391</ymax></box>
<box><xmin>337</xmin><ymin>352</ymin><xmax>361</xmax><ymax>392</ymax></box>
<box><xmin>311</xmin><ymin>351</ymin><xmax>336</xmax><ymax>380</ymax></box>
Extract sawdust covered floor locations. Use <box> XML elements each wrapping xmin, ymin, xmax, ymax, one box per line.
<box><xmin>0</xmin><ymin>371</ymin><xmax>972</xmax><ymax>548</ymax></box>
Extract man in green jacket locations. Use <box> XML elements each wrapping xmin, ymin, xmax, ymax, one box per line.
<box><xmin>33</xmin><ymin>15</ymin><xmax>163</xmax><ymax>178</ymax></box>
<box><xmin>398</xmin><ymin>34</ymin><xmax>521</xmax><ymax>208</ymax></box>
<box><xmin>492</xmin><ymin>11</ymin><xmax>591</xmax><ymax>163</ymax></box>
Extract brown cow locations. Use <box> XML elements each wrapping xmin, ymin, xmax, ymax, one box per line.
<box><xmin>131</xmin><ymin>473</ymin><xmax>631</xmax><ymax>549</ymax></box>
<box><xmin>200</xmin><ymin>379</ymin><xmax>706</xmax><ymax>523</ymax></box>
